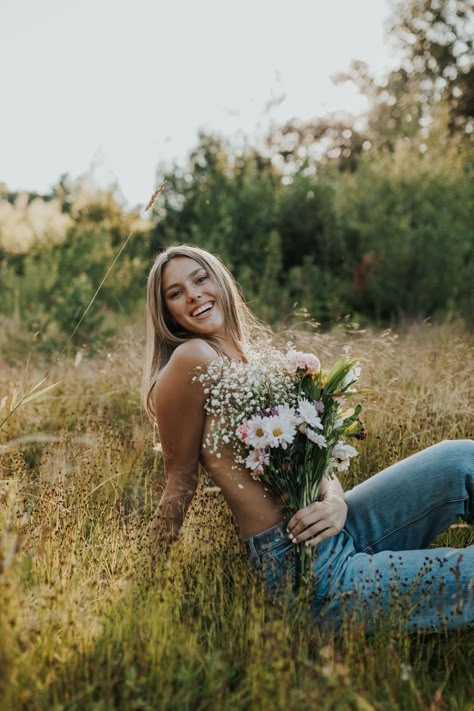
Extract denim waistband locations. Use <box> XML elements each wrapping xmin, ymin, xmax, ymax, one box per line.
<box><xmin>244</xmin><ymin>521</ymin><xmax>289</xmax><ymax>567</ymax></box>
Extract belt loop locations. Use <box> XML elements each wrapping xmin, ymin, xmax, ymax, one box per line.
<box><xmin>245</xmin><ymin>538</ymin><xmax>262</xmax><ymax>568</ymax></box>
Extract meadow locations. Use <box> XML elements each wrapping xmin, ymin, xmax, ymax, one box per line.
<box><xmin>1</xmin><ymin>320</ymin><xmax>473</xmax><ymax>710</ymax></box>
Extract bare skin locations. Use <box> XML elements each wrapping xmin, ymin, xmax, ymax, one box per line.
<box><xmin>149</xmin><ymin>258</ymin><xmax>348</xmax><ymax>551</ymax></box>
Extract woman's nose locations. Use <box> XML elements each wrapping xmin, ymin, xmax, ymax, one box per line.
<box><xmin>187</xmin><ymin>286</ymin><xmax>202</xmax><ymax>301</ymax></box>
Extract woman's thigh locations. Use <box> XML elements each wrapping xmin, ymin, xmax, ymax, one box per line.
<box><xmin>344</xmin><ymin>440</ymin><xmax>474</xmax><ymax>553</ymax></box>
<box><xmin>317</xmin><ymin>544</ymin><xmax>474</xmax><ymax>632</ymax></box>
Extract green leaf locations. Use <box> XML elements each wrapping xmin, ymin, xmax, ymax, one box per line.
<box><xmin>324</xmin><ymin>357</ymin><xmax>358</xmax><ymax>393</ymax></box>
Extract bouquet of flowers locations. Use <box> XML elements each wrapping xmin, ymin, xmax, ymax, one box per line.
<box><xmin>194</xmin><ymin>346</ymin><xmax>366</xmax><ymax>588</ymax></box>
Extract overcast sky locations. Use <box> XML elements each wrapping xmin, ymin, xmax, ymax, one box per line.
<box><xmin>1</xmin><ymin>0</ymin><xmax>400</xmax><ymax>208</ymax></box>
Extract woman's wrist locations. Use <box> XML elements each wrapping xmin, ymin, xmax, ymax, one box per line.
<box><xmin>322</xmin><ymin>489</ymin><xmax>346</xmax><ymax>504</ymax></box>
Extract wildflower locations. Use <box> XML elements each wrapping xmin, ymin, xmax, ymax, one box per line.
<box><xmin>245</xmin><ymin>448</ymin><xmax>269</xmax><ymax>472</ymax></box>
<box><xmin>298</xmin><ymin>398</ymin><xmax>323</xmax><ymax>430</ymax></box>
<box><xmin>313</xmin><ymin>399</ymin><xmax>324</xmax><ymax>414</ymax></box>
<box><xmin>275</xmin><ymin>403</ymin><xmax>302</xmax><ymax>427</ymax></box>
<box><xmin>286</xmin><ymin>350</ymin><xmax>321</xmax><ymax>375</ymax></box>
<box><xmin>251</xmin><ymin>465</ymin><xmax>264</xmax><ymax>480</ymax></box>
<box><xmin>355</xmin><ymin>416</ymin><xmax>367</xmax><ymax>440</ymax></box>
<box><xmin>343</xmin><ymin>362</ymin><xmax>361</xmax><ymax>387</ymax></box>
<box><xmin>331</xmin><ymin>442</ymin><xmax>358</xmax><ymax>471</ymax></box>
<box><xmin>236</xmin><ymin>422</ymin><xmax>250</xmax><ymax>442</ymax></box>
<box><xmin>264</xmin><ymin>415</ymin><xmax>297</xmax><ymax>449</ymax></box>
<box><xmin>306</xmin><ymin>429</ymin><xmax>327</xmax><ymax>448</ymax></box>
<box><xmin>245</xmin><ymin>415</ymin><xmax>271</xmax><ymax>449</ymax></box>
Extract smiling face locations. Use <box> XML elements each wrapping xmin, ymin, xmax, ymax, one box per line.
<box><xmin>162</xmin><ymin>256</ymin><xmax>226</xmax><ymax>337</ymax></box>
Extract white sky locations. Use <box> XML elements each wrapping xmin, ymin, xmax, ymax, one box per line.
<box><xmin>1</xmin><ymin>0</ymin><xmax>400</xmax><ymax>208</ymax></box>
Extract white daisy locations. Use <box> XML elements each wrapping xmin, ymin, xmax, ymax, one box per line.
<box><xmin>264</xmin><ymin>415</ymin><xmax>297</xmax><ymax>450</ymax></box>
<box><xmin>306</xmin><ymin>429</ymin><xmax>327</xmax><ymax>448</ymax></box>
<box><xmin>245</xmin><ymin>415</ymin><xmax>271</xmax><ymax>449</ymax></box>
<box><xmin>275</xmin><ymin>403</ymin><xmax>302</xmax><ymax>427</ymax></box>
<box><xmin>297</xmin><ymin>398</ymin><xmax>323</xmax><ymax>430</ymax></box>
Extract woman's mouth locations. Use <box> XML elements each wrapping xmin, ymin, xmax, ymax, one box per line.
<box><xmin>191</xmin><ymin>301</ymin><xmax>214</xmax><ymax>319</ymax></box>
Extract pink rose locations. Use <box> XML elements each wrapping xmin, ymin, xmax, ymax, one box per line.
<box><xmin>286</xmin><ymin>350</ymin><xmax>321</xmax><ymax>375</ymax></box>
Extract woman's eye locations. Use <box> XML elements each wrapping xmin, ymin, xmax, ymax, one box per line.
<box><xmin>170</xmin><ymin>290</ymin><xmax>182</xmax><ymax>299</ymax></box>
<box><xmin>196</xmin><ymin>275</ymin><xmax>208</xmax><ymax>284</ymax></box>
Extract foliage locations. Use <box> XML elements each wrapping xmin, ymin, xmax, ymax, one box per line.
<box><xmin>0</xmin><ymin>180</ymin><xmax>151</xmax><ymax>351</ymax></box>
<box><xmin>389</xmin><ymin>0</ymin><xmax>474</xmax><ymax>133</ymax></box>
<box><xmin>148</xmin><ymin>126</ymin><xmax>473</xmax><ymax>326</ymax></box>
<box><xmin>334</xmin><ymin>134</ymin><xmax>474</xmax><ymax>322</ymax></box>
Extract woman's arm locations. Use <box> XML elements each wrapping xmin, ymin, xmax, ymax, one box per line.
<box><xmin>319</xmin><ymin>473</ymin><xmax>346</xmax><ymax>505</ymax></box>
<box><xmin>149</xmin><ymin>339</ymin><xmax>217</xmax><ymax>553</ymax></box>
<box><xmin>286</xmin><ymin>473</ymin><xmax>348</xmax><ymax>547</ymax></box>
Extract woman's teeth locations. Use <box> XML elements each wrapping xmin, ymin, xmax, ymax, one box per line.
<box><xmin>192</xmin><ymin>301</ymin><xmax>213</xmax><ymax>317</ymax></box>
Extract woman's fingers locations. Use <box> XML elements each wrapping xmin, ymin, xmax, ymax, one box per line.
<box><xmin>289</xmin><ymin>518</ymin><xmax>328</xmax><ymax>544</ymax></box>
<box><xmin>287</xmin><ymin>497</ymin><xmax>347</xmax><ymax>543</ymax></box>
<box><xmin>304</xmin><ymin>526</ymin><xmax>337</xmax><ymax>547</ymax></box>
<box><xmin>287</xmin><ymin>502</ymin><xmax>320</xmax><ymax>536</ymax></box>
<box><xmin>288</xmin><ymin>502</ymin><xmax>332</xmax><ymax>538</ymax></box>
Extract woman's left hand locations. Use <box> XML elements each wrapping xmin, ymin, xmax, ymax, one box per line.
<box><xmin>287</xmin><ymin>492</ymin><xmax>348</xmax><ymax>547</ymax></box>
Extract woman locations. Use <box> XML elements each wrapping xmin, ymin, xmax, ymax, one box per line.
<box><xmin>144</xmin><ymin>245</ymin><xmax>474</xmax><ymax>631</ymax></box>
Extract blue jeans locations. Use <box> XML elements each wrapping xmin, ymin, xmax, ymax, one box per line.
<box><xmin>244</xmin><ymin>440</ymin><xmax>474</xmax><ymax>631</ymax></box>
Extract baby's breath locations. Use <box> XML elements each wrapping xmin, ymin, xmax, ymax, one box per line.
<box><xmin>193</xmin><ymin>345</ymin><xmax>295</xmax><ymax>464</ymax></box>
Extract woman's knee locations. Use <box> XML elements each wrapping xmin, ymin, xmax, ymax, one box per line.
<box><xmin>430</xmin><ymin>440</ymin><xmax>474</xmax><ymax>494</ymax></box>
<box><xmin>433</xmin><ymin>439</ymin><xmax>474</xmax><ymax>468</ymax></box>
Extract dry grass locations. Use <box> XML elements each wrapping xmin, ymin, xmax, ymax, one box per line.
<box><xmin>0</xmin><ymin>321</ymin><xmax>473</xmax><ymax>710</ymax></box>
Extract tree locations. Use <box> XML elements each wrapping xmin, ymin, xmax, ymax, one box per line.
<box><xmin>149</xmin><ymin>133</ymin><xmax>281</xmax><ymax>273</ymax></box>
<box><xmin>389</xmin><ymin>0</ymin><xmax>474</xmax><ymax>133</ymax></box>
<box><xmin>333</xmin><ymin>60</ymin><xmax>423</xmax><ymax>152</ymax></box>
<box><xmin>256</xmin><ymin>230</ymin><xmax>284</xmax><ymax>323</ymax></box>
<box><xmin>265</xmin><ymin>114</ymin><xmax>367</xmax><ymax>174</ymax></box>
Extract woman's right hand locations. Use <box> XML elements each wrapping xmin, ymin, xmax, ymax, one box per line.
<box><xmin>287</xmin><ymin>473</ymin><xmax>348</xmax><ymax>547</ymax></box>
<box><xmin>287</xmin><ymin>491</ymin><xmax>347</xmax><ymax>548</ymax></box>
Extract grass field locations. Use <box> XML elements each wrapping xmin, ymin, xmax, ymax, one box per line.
<box><xmin>1</xmin><ymin>321</ymin><xmax>473</xmax><ymax>710</ymax></box>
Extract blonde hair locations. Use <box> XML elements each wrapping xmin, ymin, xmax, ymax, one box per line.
<box><xmin>142</xmin><ymin>244</ymin><xmax>268</xmax><ymax>422</ymax></box>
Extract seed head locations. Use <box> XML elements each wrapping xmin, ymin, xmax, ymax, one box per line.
<box><xmin>145</xmin><ymin>180</ymin><xmax>167</xmax><ymax>212</ymax></box>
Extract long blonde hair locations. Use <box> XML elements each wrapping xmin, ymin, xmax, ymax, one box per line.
<box><xmin>142</xmin><ymin>244</ymin><xmax>268</xmax><ymax>422</ymax></box>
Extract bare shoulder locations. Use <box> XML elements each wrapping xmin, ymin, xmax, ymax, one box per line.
<box><xmin>155</xmin><ymin>339</ymin><xmax>220</xmax><ymax>392</ymax></box>
<box><xmin>166</xmin><ymin>339</ymin><xmax>220</xmax><ymax>375</ymax></box>
<box><xmin>170</xmin><ymin>339</ymin><xmax>219</xmax><ymax>365</ymax></box>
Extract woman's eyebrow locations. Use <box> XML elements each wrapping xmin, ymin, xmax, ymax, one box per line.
<box><xmin>164</xmin><ymin>267</ymin><xmax>204</xmax><ymax>293</ymax></box>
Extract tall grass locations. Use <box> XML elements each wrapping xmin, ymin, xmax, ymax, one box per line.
<box><xmin>1</xmin><ymin>322</ymin><xmax>473</xmax><ymax>709</ymax></box>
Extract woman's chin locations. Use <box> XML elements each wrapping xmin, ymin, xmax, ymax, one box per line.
<box><xmin>186</xmin><ymin>314</ymin><xmax>224</xmax><ymax>336</ymax></box>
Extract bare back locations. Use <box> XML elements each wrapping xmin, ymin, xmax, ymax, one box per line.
<box><xmin>152</xmin><ymin>338</ymin><xmax>284</xmax><ymax>542</ymax></box>
<box><xmin>200</xmin><ymin>417</ymin><xmax>284</xmax><ymax>538</ymax></box>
